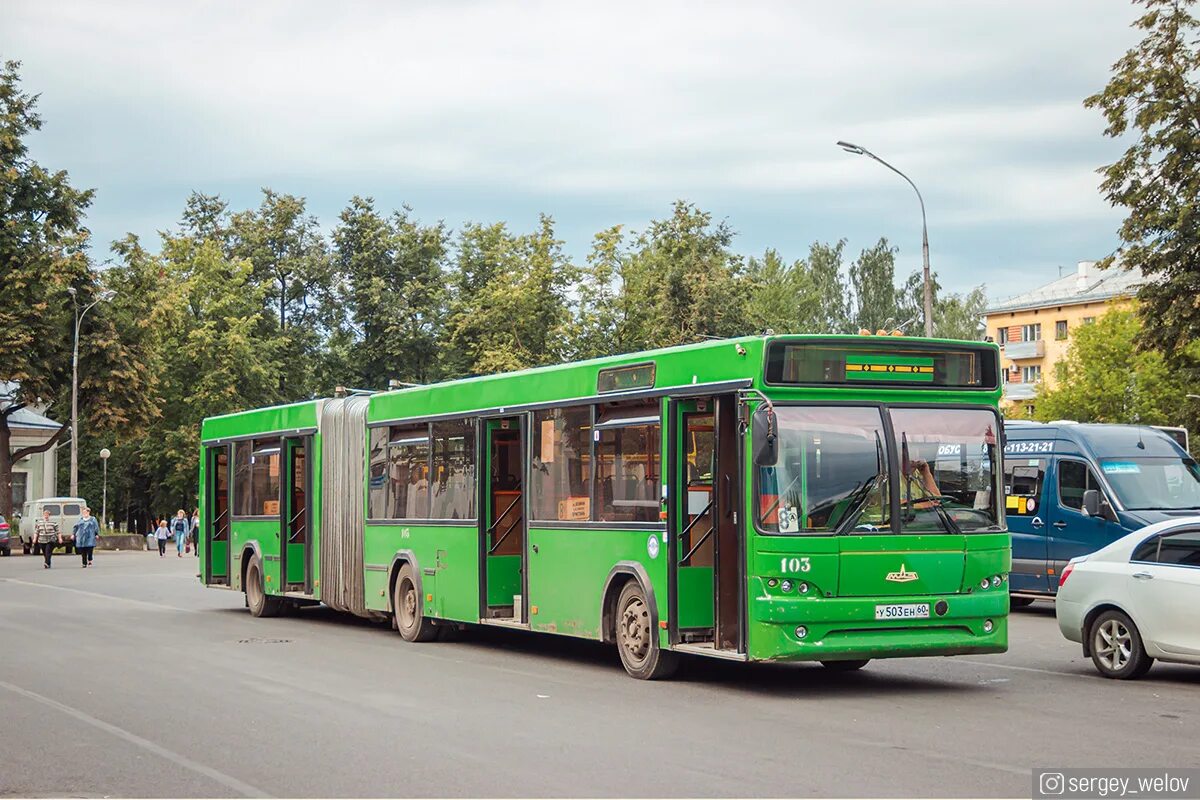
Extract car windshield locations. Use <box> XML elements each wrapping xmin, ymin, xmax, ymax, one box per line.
<box><xmin>42</xmin><ymin>504</ymin><xmax>61</xmax><ymax>515</ymax></box>
<box><xmin>757</xmin><ymin>406</ymin><xmax>890</xmax><ymax>534</ymax></box>
<box><xmin>1100</xmin><ymin>457</ymin><xmax>1200</xmax><ymax>510</ymax></box>
<box><xmin>889</xmin><ymin>407</ymin><xmax>1002</xmax><ymax>533</ymax></box>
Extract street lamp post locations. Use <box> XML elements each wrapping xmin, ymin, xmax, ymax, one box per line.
<box><xmin>68</xmin><ymin>287</ymin><xmax>116</xmax><ymax>497</ymax></box>
<box><xmin>836</xmin><ymin>141</ymin><xmax>934</xmax><ymax>338</ymax></box>
<box><xmin>99</xmin><ymin>447</ymin><xmax>111</xmax><ymax>528</ymax></box>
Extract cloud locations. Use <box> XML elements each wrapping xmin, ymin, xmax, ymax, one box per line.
<box><xmin>3</xmin><ymin>0</ymin><xmax>1140</xmax><ymax>293</ymax></box>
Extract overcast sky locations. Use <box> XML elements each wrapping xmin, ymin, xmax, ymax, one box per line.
<box><xmin>3</xmin><ymin>1</ymin><xmax>1140</xmax><ymax>298</ymax></box>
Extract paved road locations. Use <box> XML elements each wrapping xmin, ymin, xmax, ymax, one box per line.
<box><xmin>1</xmin><ymin>551</ymin><xmax>1197</xmax><ymax>798</ymax></box>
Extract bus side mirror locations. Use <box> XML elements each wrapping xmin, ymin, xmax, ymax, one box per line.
<box><xmin>752</xmin><ymin>406</ymin><xmax>778</xmax><ymax>467</ymax></box>
<box><xmin>1082</xmin><ymin>490</ymin><xmax>1100</xmax><ymax>517</ymax></box>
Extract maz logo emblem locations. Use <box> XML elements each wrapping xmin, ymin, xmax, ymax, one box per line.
<box><xmin>885</xmin><ymin>564</ymin><xmax>919</xmax><ymax>583</ymax></box>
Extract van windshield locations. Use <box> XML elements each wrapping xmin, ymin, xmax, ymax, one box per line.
<box><xmin>42</xmin><ymin>504</ymin><xmax>61</xmax><ymax>515</ymax></box>
<box><xmin>1100</xmin><ymin>457</ymin><xmax>1200</xmax><ymax>510</ymax></box>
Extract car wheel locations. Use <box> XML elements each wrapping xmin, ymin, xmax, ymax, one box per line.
<box><xmin>1010</xmin><ymin>596</ymin><xmax>1035</xmax><ymax>609</ymax></box>
<box><xmin>1089</xmin><ymin>609</ymin><xmax>1153</xmax><ymax>679</ymax></box>
<box><xmin>22</xmin><ymin>541</ymin><xmax>30</xmax><ymax>555</ymax></box>
<box><xmin>1</xmin><ymin>547</ymin><xmax>9</xmax><ymax>557</ymax></box>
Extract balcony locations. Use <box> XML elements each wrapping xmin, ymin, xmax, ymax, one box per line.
<box><xmin>1002</xmin><ymin>339</ymin><xmax>1045</xmax><ymax>360</ymax></box>
<box><xmin>1003</xmin><ymin>381</ymin><xmax>1038</xmax><ymax>401</ymax></box>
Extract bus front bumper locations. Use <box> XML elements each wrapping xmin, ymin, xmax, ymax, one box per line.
<box><xmin>748</xmin><ymin>589</ymin><xmax>1009</xmax><ymax>662</ymax></box>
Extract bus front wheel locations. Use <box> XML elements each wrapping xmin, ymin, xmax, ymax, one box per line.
<box><xmin>393</xmin><ymin>563</ymin><xmax>437</xmax><ymax>642</ymax></box>
<box><xmin>615</xmin><ymin>581</ymin><xmax>678</xmax><ymax>680</ymax></box>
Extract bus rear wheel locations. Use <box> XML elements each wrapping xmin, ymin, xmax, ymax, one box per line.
<box><xmin>393</xmin><ymin>563</ymin><xmax>437</xmax><ymax>642</ymax></box>
<box><xmin>615</xmin><ymin>581</ymin><xmax>678</xmax><ymax>680</ymax></box>
<box><xmin>245</xmin><ymin>555</ymin><xmax>282</xmax><ymax>618</ymax></box>
<box><xmin>821</xmin><ymin>659</ymin><xmax>869</xmax><ymax>672</ymax></box>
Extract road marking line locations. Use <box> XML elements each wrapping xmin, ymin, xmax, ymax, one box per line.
<box><xmin>0</xmin><ymin>680</ymin><xmax>271</xmax><ymax>799</ymax></box>
<box><xmin>956</xmin><ymin>659</ymin><xmax>1088</xmax><ymax>678</ymax></box>
<box><xmin>0</xmin><ymin>577</ymin><xmax>189</xmax><ymax>611</ymax></box>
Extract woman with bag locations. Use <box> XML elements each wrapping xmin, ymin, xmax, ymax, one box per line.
<box><xmin>73</xmin><ymin>506</ymin><xmax>100</xmax><ymax>568</ymax></box>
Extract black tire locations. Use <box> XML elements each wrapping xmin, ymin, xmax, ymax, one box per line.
<box><xmin>1089</xmin><ymin>608</ymin><xmax>1153</xmax><ymax>680</ymax></box>
<box><xmin>821</xmin><ymin>659</ymin><xmax>870</xmax><ymax>672</ymax></box>
<box><xmin>393</xmin><ymin>563</ymin><xmax>437</xmax><ymax>642</ymax></box>
<box><xmin>1</xmin><ymin>547</ymin><xmax>9</xmax><ymax>557</ymax></box>
<box><xmin>614</xmin><ymin>581</ymin><xmax>678</xmax><ymax>680</ymax></box>
<box><xmin>65</xmin><ymin>544</ymin><xmax>74</xmax><ymax>555</ymax></box>
<box><xmin>245</xmin><ymin>555</ymin><xmax>283</xmax><ymax>618</ymax></box>
<box><xmin>1010</xmin><ymin>596</ymin><xmax>1035</xmax><ymax>609</ymax></box>
<box><xmin>22</xmin><ymin>541</ymin><xmax>31</xmax><ymax>555</ymax></box>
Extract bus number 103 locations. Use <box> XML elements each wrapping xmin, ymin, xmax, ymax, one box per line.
<box><xmin>780</xmin><ymin>557</ymin><xmax>812</xmax><ymax>574</ymax></box>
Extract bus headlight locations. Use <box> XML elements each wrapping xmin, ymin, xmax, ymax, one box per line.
<box><xmin>980</xmin><ymin>578</ymin><xmax>990</xmax><ymax>590</ymax></box>
<box><xmin>795</xmin><ymin>626</ymin><xmax>808</xmax><ymax>639</ymax></box>
<box><xmin>991</xmin><ymin>575</ymin><xmax>1002</xmax><ymax>588</ymax></box>
<box><xmin>798</xmin><ymin>582</ymin><xmax>809</xmax><ymax>594</ymax></box>
<box><xmin>781</xmin><ymin>580</ymin><xmax>793</xmax><ymax>593</ymax></box>
<box><xmin>983</xmin><ymin>619</ymin><xmax>994</xmax><ymax>633</ymax></box>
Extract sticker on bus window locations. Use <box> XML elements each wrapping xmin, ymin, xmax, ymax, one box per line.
<box><xmin>1102</xmin><ymin>462</ymin><xmax>1141</xmax><ymax>474</ymax></box>
<box><xmin>778</xmin><ymin>506</ymin><xmax>800</xmax><ymax>533</ymax></box>
<box><xmin>558</xmin><ymin>496</ymin><xmax>590</xmax><ymax>521</ymax></box>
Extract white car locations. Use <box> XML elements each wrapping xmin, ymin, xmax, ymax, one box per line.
<box><xmin>1056</xmin><ymin>518</ymin><xmax>1200</xmax><ymax>679</ymax></box>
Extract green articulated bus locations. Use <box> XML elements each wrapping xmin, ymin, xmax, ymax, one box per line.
<box><xmin>198</xmin><ymin>334</ymin><xmax>1010</xmax><ymax>679</ymax></box>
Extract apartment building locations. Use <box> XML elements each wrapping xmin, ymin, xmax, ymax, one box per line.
<box><xmin>984</xmin><ymin>260</ymin><xmax>1142</xmax><ymax>416</ymax></box>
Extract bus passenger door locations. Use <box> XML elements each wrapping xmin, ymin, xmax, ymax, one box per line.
<box><xmin>204</xmin><ymin>445</ymin><xmax>232</xmax><ymax>585</ymax></box>
<box><xmin>670</xmin><ymin>395</ymin><xmax>743</xmax><ymax>653</ymax></box>
<box><xmin>481</xmin><ymin>417</ymin><xmax>526</xmax><ymax>623</ymax></box>
<box><xmin>281</xmin><ymin>436</ymin><xmax>311</xmax><ymax>593</ymax></box>
<box><xmin>1004</xmin><ymin>456</ymin><xmax>1050</xmax><ymax>595</ymax></box>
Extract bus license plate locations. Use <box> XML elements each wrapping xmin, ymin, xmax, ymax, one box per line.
<box><xmin>875</xmin><ymin>603</ymin><xmax>930</xmax><ymax>620</ymax></box>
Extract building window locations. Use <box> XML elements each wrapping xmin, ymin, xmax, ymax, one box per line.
<box><xmin>998</xmin><ymin>327</ymin><xmax>1009</xmax><ymax>344</ymax></box>
<box><xmin>1021</xmin><ymin>323</ymin><xmax>1042</xmax><ymax>342</ymax></box>
<box><xmin>1082</xmin><ymin>316</ymin><xmax>1095</xmax><ymax>325</ymax></box>
<box><xmin>234</xmin><ymin>438</ymin><xmax>281</xmax><ymax>517</ymax></box>
<box><xmin>1022</xmin><ymin>365</ymin><xmax>1042</xmax><ymax>384</ymax></box>
<box><xmin>531</xmin><ymin>406</ymin><xmax>592</xmax><ymax>521</ymax></box>
<box><xmin>1055</xmin><ymin>320</ymin><xmax>1068</xmax><ymax>340</ymax></box>
<box><xmin>10</xmin><ymin>471</ymin><xmax>27</xmax><ymax>509</ymax></box>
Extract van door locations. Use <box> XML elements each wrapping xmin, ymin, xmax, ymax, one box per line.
<box><xmin>1004</xmin><ymin>456</ymin><xmax>1051</xmax><ymax>594</ymax></box>
<box><xmin>1049</xmin><ymin>458</ymin><xmax>1125</xmax><ymax>580</ymax></box>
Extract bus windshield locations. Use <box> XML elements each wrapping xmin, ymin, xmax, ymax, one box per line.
<box><xmin>1100</xmin><ymin>457</ymin><xmax>1200</xmax><ymax>510</ymax></box>
<box><xmin>758</xmin><ymin>406</ymin><xmax>890</xmax><ymax>534</ymax></box>
<box><xmin>757</xmin><ymin>406</ymin><xmax>1001</xmax><ymax>534</ymax></box>
<box><xmin>890</xmin><ymin>408</ymin><xmax>1002</xmax><ymax>533</ymax></box>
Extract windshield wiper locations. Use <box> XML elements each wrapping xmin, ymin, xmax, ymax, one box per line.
<box><xmin>836</xmin><ymin>431</ymin><xmax>887</xmax><ymax>535</ymax></box>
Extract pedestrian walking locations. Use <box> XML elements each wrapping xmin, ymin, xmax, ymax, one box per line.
<box><xmin>190</xmin><ymin>509</ymin><xmax>200</xmax><ymax>557</ymax></box>
<box><xmin>34</xmin><ymin>508</ymin><xmax>62</xmax><ymax>569</ymax></box>
<box><xmin>73</xmin><ymin>506</ymin><xmax>100</xmax><ymax>568</ymax></box>
<box><xmin>171</xmin><ymin>509</ymin><xmax>189</xmax><ymax>558</ymax></box>
<box><xmin>155</xmin><ymin>519</ymin><xmax>169</xmax><ymax>557</ymax></box>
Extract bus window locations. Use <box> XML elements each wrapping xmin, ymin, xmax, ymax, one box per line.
<box><xmin>531</xmin><ymin>406</ymin><xmax>591</xmax><ymax>521</ymax></box>
<box><xmin>386</xmin><ymin>425</ymin><xmax>430</xmax><ymax>519</ymax></box>
<box><xmin>594</xmin><ymin>402</ymin><xmax>660</xmax><ymax>523</ymax></box>
<box><xmin>431</xmin><ymin>419</ymin><xmax>476</xmax><ymax>520</ymax></box>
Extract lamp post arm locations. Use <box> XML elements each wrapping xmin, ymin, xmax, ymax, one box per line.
<box><xmin>859</xmin><ymin>147</ymin><xmax>934</xmax><ymax>337</ymax></box>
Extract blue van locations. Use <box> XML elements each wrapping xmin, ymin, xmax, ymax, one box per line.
<box><xmin>1003</xmin><ymin>420</ymin><xmax>1200</xmax><ymax>602</ymax></box>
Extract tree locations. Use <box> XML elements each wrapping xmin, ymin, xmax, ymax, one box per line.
<box><xmin>806</xmin><ymin>240</ymin><xmax>851</xmax><ymax>333</ymax></box>
<box><xmin>621</xmin><ymin>201</ymin><xmax>750</xmax><ymax>349</ymax></box>
<box><xmin>332</xmin><ymin>197</ymin><xmax>449</xmax><ymax>389</ymax></box>
<box><xmin>745</xmin><ymin>248</ymin><xmax>822</xmax><ymax>335</ymax></box>
<box><xmin>849</xmin><ymin>238</ymin><xmax>899</xmax><ymax>333</ymax></box>
<box><xmin>0</xmin><ymin>60</ymin><xmax>94</xmax><ymax>517</ymax></box>
<box><xmin>934</xmin><ymin>285</ymin><xmax>987</xmax><ymax>340</ymax></box>
<box><xmin>1035</xmin><ymin>309</ymin><xmax>1194</xmax><ymax>425</ymax></box>
<box><xmin>573</xmin><ymin>225</ymin><xmax>627</xmax><ymax>359</ymax></box>
<box><xmin>1086</xmin><ymin>0</ymin><xmax>1200</xmax><ymax>355</ymax></box>
<box><xmin>230</xmin><ymin>190</ymin><xmax>334</xmax><ymax>399</ymax></box>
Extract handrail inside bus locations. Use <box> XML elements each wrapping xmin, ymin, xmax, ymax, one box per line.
<box><xmin>487</xmin><ymin>494</ymin><xmax>524</xmax><ymax>554</ymax></box>
<box><xmin>488</xmin><ymin>516</ymin><xmax>523</xmax><ymax>555</ymax></box>
<box><xmin>680</xmin><ymin>499</ymin><xmax>714</xmax><ymax>564</ymax></box>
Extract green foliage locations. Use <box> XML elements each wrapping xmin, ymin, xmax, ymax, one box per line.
<box><xmin>1086</xmin><ymin>0</ymin><xmax>1200</xmax><ymax>354</ymax></box>
<box><xmin>1034</xmin><ymin>309</ymin><xmax>1194</xmax><ymax>425</ymax></box>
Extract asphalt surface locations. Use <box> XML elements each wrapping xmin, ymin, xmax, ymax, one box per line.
<box><xmin>1</xmin><ymin>551</ymin><xmax>1197</xmax><ymax>799</ymax></box>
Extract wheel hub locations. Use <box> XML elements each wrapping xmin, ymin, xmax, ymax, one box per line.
<box><xmin>619</xmin><ymin>598</ymin><xmax>650</xmax><ymax>662</ymax></box>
